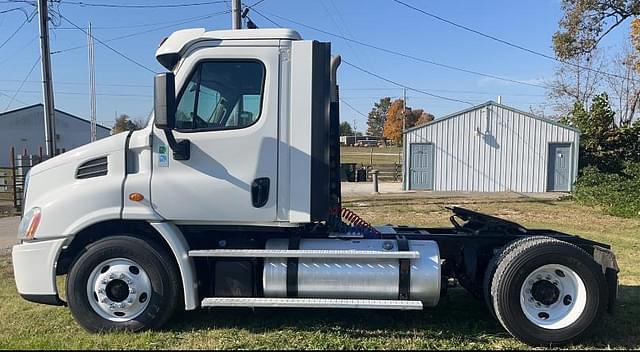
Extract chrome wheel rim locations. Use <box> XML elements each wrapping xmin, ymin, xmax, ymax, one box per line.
<box><xmin>520</xmin><ymin>263</ymin><xmax>587</xmax><ymax>329</ymax></box>
<box><xmin>86</xmin><ymin>258</ymin><xmax>152</xmax><ymax>322</ymax></box>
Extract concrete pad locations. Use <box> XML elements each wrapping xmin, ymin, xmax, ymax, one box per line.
<box><xmin>341</xmin><ymin>181</ymin><xmax>403</xmax><ymax>196</ymax></box>
<box><xmin>340</xmin><ymin>182</ymin><xmax>568</xmax><ymax>200</ymax></box>
<box><xmin>0</xmin><ymin>216</ymin><xmax>19</xmax><ymax>249</ymax></box>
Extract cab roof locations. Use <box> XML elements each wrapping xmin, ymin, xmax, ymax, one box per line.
<box><xmin>156</xmin><ymin>28</ymin><xmax>302</xmax><ymax>70</ymax></box>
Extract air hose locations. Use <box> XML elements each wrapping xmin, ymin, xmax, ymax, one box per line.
<box><xmin>328</xmin><ymin>206</ymin><xmax>381</xmax><ymax>238</ymax></box>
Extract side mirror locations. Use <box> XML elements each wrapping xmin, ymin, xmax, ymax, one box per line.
<box><xmin>154</xmin><ymin>72</ymin><xmax>176</xmax><ymax>130</ymax></box>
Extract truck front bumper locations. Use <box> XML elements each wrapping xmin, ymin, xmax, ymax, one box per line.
<box><xmin>12</xmin><ymin>238</ymin><xmax>67</xmax><ymax>306</ymax></box>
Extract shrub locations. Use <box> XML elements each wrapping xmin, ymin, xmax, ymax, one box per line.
<box><xmin>573</xmin><ymin>162</ymin><xmax>640</xmax><ymax>218</ymax></box>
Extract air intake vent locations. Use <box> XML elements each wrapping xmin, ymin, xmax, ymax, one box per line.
<box><xmin>76</xmin><ymin>156</ymin><xmax>108</xmax><ymax>179</ymax></box>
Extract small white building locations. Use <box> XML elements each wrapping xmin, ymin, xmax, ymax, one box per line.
<box><xmin>403</xmin><ymin>101</ymin><xmax>580</xmax><ymax>192</ymax></box>
<box><xmin>0</xmin><ymin>104</ymin><xmax>110</xmax><ymax>166</ymax></box>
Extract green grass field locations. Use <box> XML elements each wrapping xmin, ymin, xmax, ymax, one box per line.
<box><xmin>0</xmin><ymin>196</ymin><xmax>638</xmax><ymax>349</ymax></box>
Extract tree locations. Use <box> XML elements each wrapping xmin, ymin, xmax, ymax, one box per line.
<box><xmin>560</xmin><ymin>100</ymin><xmax>591</xmax><ymax>132</ymax></box>
<box><xmin>550</xmin><ymin>19</ymin><xmax>640</xmax><ymax>121</ymax></box>
<box><xmin>366</xmin><ymin>97</ymin><xmax>391</xmax><ymax>137</ymax></box>
<box><xmin>415</xmin><ymin>111</ymin><xmax>435</xmax><ymax>127</ymax></box>
<box><xmin>383</xmin><ymin>99</ymin><xmax>405</xmax><ymax>144</ymax></box>
<box><xmin>339</xmin><ymin>121</ymin><xmax>354</xmax><ymax>136</ymax></box>
<box><xmin>553</xmin><ymin>0</ymin><xmax>640</xmax><ymax>60</ymax></box>
<box><xmin>547</xmin><ymin>50</ymin><xmax>606</xmax><ymax>116</ymax></box>
<box><xmin>562</xmin><ymin>93</ymin><xmax>640</xmax><ymax>172</ymax></box>
<box><xmin>382</xmin><ymin>99</ymin><xmax>435</xmax><ymax>144</ymax></box>
<box><xmin>111</xmin><ymin>114</ymin><xmax>142</xmax><ymax>134</ymax></box>
<box><xmin>605</xmin><ymin>42</ymin><xmax>640</xmax><ymax>124</ymax></box>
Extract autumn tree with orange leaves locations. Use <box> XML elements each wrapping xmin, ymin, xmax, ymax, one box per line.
<box><xmin>383</xmin><ymin>99</ymin><xmax>435</xmax><ymax>145</ymax></box>
<box><xmin>383</xmin><ymin>99</ymin><xmax>405</xmax><ymax>144</ymax></box>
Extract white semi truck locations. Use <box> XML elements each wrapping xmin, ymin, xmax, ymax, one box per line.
<box><xmin>12</xmin><ymin>28</ymin><xmax>619</xmax><ymax>346</ymax></box>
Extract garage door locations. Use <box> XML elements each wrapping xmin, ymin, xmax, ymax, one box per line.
<box><xmin>409</xmin><ymin>143</ymin><xmax>434</xmax><ymax>190</ymax></box>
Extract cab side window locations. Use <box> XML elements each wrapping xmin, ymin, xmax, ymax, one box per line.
<box><xmin>174</xmin><ymin>61</ymin><xmax>265</xmax><ymax>131</ymax></box>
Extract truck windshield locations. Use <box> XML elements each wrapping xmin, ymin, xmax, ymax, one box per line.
<box><xmin>175</xmin><ymin>60</ymin><xmax>265</xmax><ymax>131</ymax></box>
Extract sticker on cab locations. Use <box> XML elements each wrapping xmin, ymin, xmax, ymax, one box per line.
<box><xmin>158</xmin><ymin>144</ymin><xmax>169</xmax><ymax>167</ymax></box>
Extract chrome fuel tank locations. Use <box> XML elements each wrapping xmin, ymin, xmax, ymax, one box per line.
<box><xmin>262</xmin><ymin>238</ymin><xmax>440</xmax><ymax>306</ymax></box>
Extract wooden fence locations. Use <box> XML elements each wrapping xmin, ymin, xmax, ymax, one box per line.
<box><xmin>341</xmin><ymin>162</ymin><xmax>402</xmax><ymax>182</ymax></box>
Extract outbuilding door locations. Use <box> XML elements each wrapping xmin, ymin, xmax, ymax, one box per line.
<box><xmin>547</xmin><ymin>143</ymin><xmax>572</xmax><ymax>192</ymax></box>
<box><xmin>409</xmin><ymin>143</ymin><xmax>434</xmax><ymax>190</ymax></box>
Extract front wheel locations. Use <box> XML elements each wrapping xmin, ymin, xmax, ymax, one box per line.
<box><xmin>66</xmin><ymin>235</ymin><xmax>181</xmax><ymax>332</ymax></box>
<box><xmin>490</xmin><ymin>237</ymin><xmax>607</xmax><ymax>346</ymax></box>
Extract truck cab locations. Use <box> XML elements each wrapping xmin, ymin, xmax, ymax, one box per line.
<box><xmin>11</xmin><ymin>28</ymin><xmax>618</xmax><ymax>346</ymax></box>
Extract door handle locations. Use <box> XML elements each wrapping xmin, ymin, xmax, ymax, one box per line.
<box><xmin>251</xmin><ymin>177</ymin><xmax>270</xmax><ymax>208</ymax></box>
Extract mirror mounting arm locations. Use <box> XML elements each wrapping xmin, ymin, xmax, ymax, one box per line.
<box><xmin>163</xmin><ymin>129</ymin><xmax>190</xmax><ymax>160</ymax></box>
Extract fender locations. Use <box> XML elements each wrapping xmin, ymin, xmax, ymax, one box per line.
<box><xmin>149</xmin><ymin>221</ymin><xmax>198</xmax><ymax>310</ymax></box>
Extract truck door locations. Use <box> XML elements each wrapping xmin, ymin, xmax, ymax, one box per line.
<box><xmin>150</xmin><ymin>46</ymin><xmax>279</xmax><ymax>223</ymax></box>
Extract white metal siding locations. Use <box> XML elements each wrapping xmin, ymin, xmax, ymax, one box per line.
<box><xmin>404</xmin><ymin>103</ymin><xmax>579</xmax><ymax>192</ymax></box>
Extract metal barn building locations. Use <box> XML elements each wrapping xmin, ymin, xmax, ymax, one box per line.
<box><xmin>403</xmin><ymin>101</ymin><xmax>580</xmax><ymax>192</ymax></box>
<box><xmin>0</xmin><ymin>104</ymin><xmax>111</xmax><ymax>166</ymax></box>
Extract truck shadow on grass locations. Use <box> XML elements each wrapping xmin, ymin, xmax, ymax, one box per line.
<box><xmin>164</xmin><ymin>285</ymin><xmax>640</xmax><ymax>349</ymax></box>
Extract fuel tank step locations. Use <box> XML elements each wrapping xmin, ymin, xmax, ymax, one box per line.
<box><xmin>200</xmin><ymin>297</ymin><xmax>424</xmax><ymax>310</ymax></box>
<box><xmin>188</xmin><ymin>249</ymin><xmax>420</xmax><ymax>259</ymax></box>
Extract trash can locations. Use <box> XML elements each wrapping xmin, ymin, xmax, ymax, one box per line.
<box><xmin>340</xmin><ymin>163</ymin><xmax>356</xmax><ymax>182</ymax></box>
<box><xmin>356</xmin><ymin>167</ymin><xmax>367</xmax><ymax>182</ymax></box>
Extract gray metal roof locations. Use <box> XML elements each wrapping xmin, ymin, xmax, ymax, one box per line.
<box><xmin>403</xmin><ymin>100</ymin><xmax>579</xmax><ymax>134</ymax></box>
<box><xmin>0</xmin><ymin>103</ymin><xmax>111</xmax><ymax>131</ymax></box>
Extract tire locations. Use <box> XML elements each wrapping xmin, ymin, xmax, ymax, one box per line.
<box><xmin>482</xmin><ymin>236</ymin><xmax>544</xmax><ymax>318</ymax></box>
<box><xmin>490</xmin><ymin>236</ymin><xmax>607</xmax><ymax>346</ymax></box>
<box><xmin>66</xmin><ymin>235</ymin><xmax>181</xmax><ymax>332</ymax></box>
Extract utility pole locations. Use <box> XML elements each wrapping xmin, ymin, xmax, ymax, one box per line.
<box><xmin>232</xmin><ymin>0</ymin><xmax>242</xmax><ymax>29</ymax></box>
<box><xmin>400</xmin><ymin>88</ymin><xmax>407</xmax><ymax>173</ymax></box>
<box><xmin>353</xmin><ymin>118</ymin><xmax>357</xmax><ymax>146</ymax></box>
<box><xmin>37</xmin><ymin>0</ymin><xmax>57</xmax><ymax>157</ymax></box>
<box><xmin>88</xmin><ymin>22</ymin><xmax>97</xmax><ymax>142</ymax></box>
<box><xmin>402</xmin><ymin>88</ymin><xmax>407</xmax><ymax>134</ymax></box>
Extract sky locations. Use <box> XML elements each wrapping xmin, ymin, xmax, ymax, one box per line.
<box><xmin>0</xmin><ymin>0</ymin><xmax>632</xmax><ymax>133</ymax></box>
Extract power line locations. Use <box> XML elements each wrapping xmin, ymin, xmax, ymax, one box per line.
<box><xmin>343</xmin><ymin>59</ymin><xmax>474</xmax><ymax>105</ymax></box>
<box><xmin>340</xmin><ymin>98</ymin><xmax>368</xmax><ymax>118</ymax></box>
<box><xmin>0</xmin><ymin>89</ymin><xmax>152</xmax><ymax>97</ymax></box>
<box><xmin>249</xmin><ymin>9</ymin><xmax>476</xmax><ymax>105</ymax></box>
<box><xmin>245</xmin><ymin>0</ymin><xmax>267</xmax><ymax>9</ymax></box>
<box><xmin>0</xmin><ymin>9</ymin><xmax>35</xmax><ymax>50</ymax></box>
<box><xmin>390</xmin><ymin>0</ymin><xmax>637</xmax><ymax>83</ymax></box>
<box><xmin>0</xmin><ymin>35</ymin><xmax>37</xmax><ymax>65</ymax></box>
<box><xmin>262</xmin><ymin>11</ymin><xmax>547</xmax><ymax>89</ymax></box>
<box><xmin>0</xmin><ymin>90</ymin><xmax>29</xmax><ymax>106</ymax></box>
<box><xmin>53</xmin><ymin>10</ymin><xmax>228</xmax><ymax>30</ymax></box>
<box><xmin>56</xmin><ymin>0</ymin><xmax>227</xmax><ymax>8</ymax></box>
<box><xmin>0</xmin><ymin>6</ymin><xmax>29</xmax><ymax>16</ymax></box>
<box><xmin>318</xmin><ymin>0</ymin><xmax>365</xmax><ymax>66</ymax></box>
<box><xmin>51</xmin><ymin>10</ymin><xmax>230</xmax><ymax>54</ymax></box>
<box><xmin>4</xmin><ymin>56</ymin><xmax>39</xmax><ymax>111</ymax></box>
<box><xmin>0</xmin><ymin>79</ymin><xmax>151</xmax><ymax>87</ymax></box>
<box><xmin>57</xmin><ymin>13</ymin><xmax>157</xmax><ymax>74</ymax></box>
<box><xmin>248</xmin><ymin>7</ymin><xmax>281</xmax><ymax>27</ymax></box>
<box><xmin>341</xmin><ymin>87</ymin><xmax>547</xmax><ymax>97</ymax></box>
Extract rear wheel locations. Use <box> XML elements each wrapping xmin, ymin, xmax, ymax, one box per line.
<box><xmin>483</xmin><ymin>236</ymin><xmax>543</xmax><ymax>318</ymax></box>
<box><xmin>66</xmin><ymin>235</ymin><xmax>180</xmax><ymax>332</ymax></box>
<box><xmin>490</xmin><ymin>237</ymin><xmax>607</xmax><ymax>346</ymax></box>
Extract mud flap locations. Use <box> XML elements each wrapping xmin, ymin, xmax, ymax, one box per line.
<box><xmin>592</xmin><ymin>245</ymin><xmax>619</xmax><ymax>313</ymax></box>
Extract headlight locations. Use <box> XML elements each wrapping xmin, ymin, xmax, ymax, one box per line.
<box><xmin>18</xmin><ymin>207</ymin><xmax>41</xmax><ymax>240</ymax></box>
